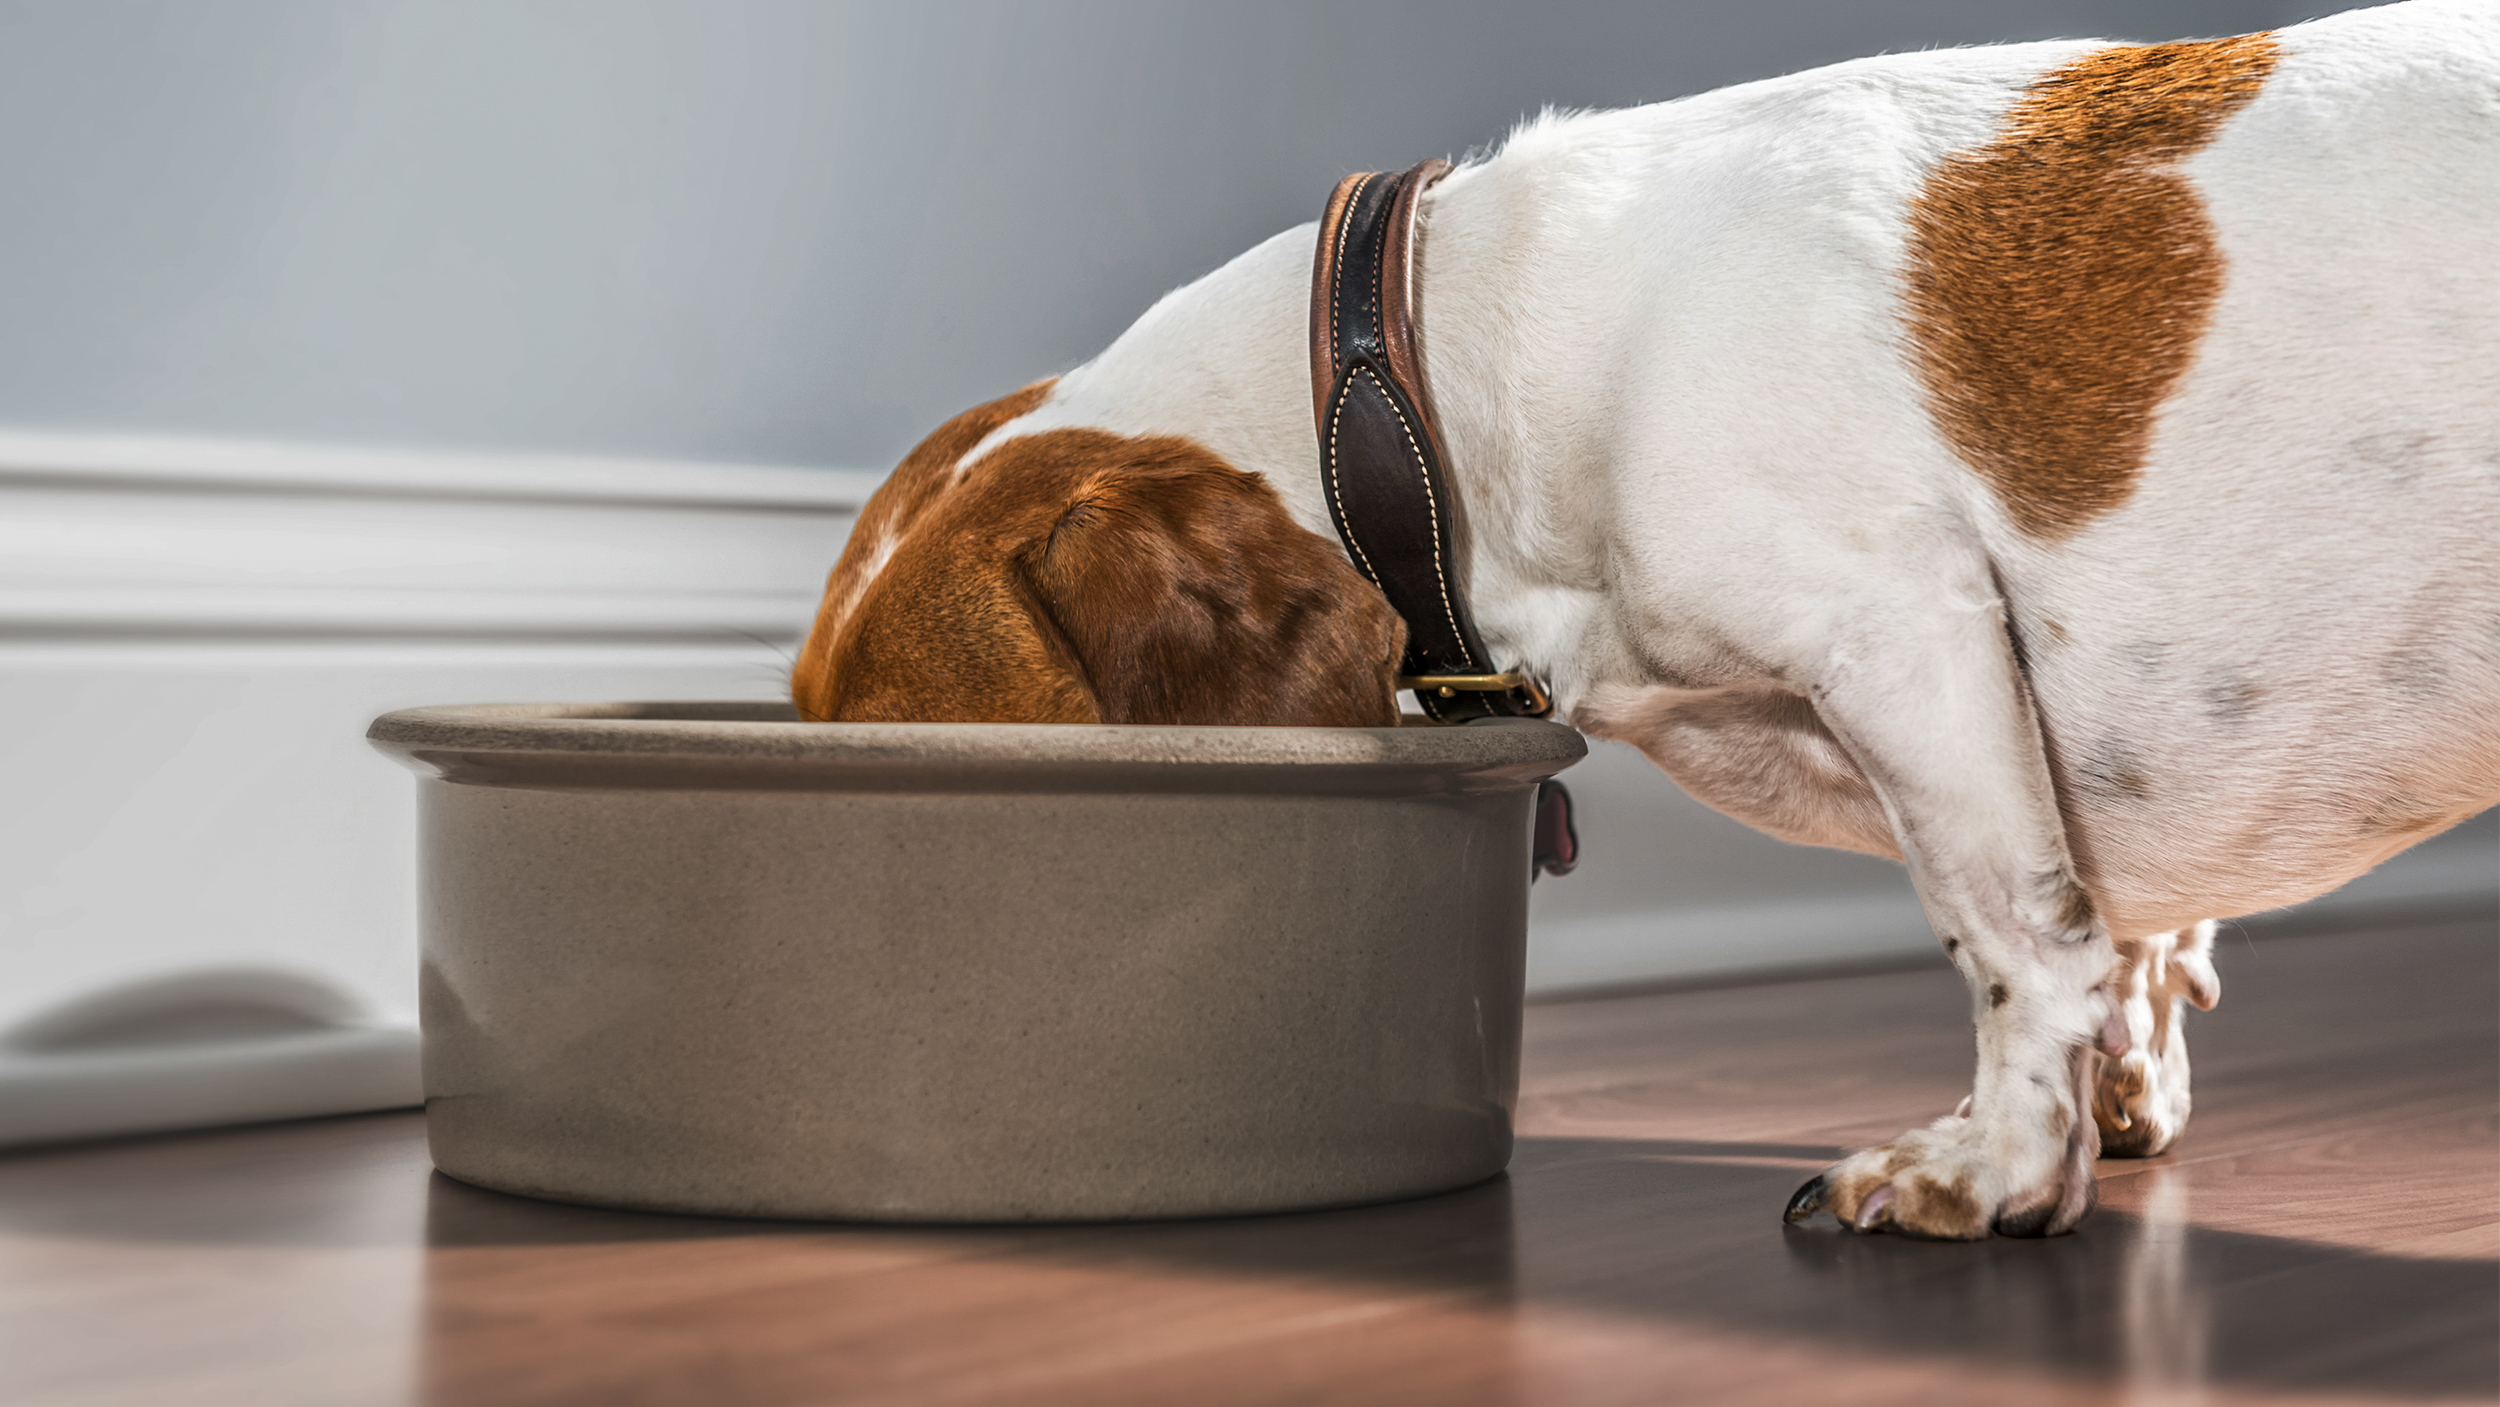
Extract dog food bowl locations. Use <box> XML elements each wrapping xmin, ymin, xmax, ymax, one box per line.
<box><xmin>367</xmin><ymin>702</ymin><xmax>1584</xmax><ymax>1222</ymax></box>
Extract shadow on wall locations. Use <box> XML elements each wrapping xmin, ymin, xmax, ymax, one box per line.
<box><xmin>5</xmin><ymin>967</ymin><xmax>367</xmax><ymax>1050</ymax></box>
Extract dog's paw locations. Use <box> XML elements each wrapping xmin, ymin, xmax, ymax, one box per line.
<box><xmin>2092</xmin><ymin>920</ymin><xmax>2218</xmax><ymax>1159</ymax></box>
<box><xmin>2092</xmin><ymin>1039</ymin><xmax>2191</xmax><ymax>1157</ymax></box>
<box><xmin>1784</xmin><ymin>1044</ymin><xmax>2100</xmax><ymax>1239</ymax></box>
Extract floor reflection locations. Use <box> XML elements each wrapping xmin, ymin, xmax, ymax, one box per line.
<box><xmin>419</xmin><ymin>1168</ymin><xmax>1524</xmax><ymax>1407</ymax></box>
<box><xmin>1512</xmin><ymin>1137</ymin><xmax>2497</xmax><ymax>1400</ymax></box>
<box><xmin>2121</xmin><ymin>1168</ymin><xmax>2206</xmax><ymax>1404</ymax></box>
<box><xmin>0</xmin><ymin>1114</ymin><xmax>430</xmax><ymax>1407</ymax></box>
<box><xmin>413</xmin><ymin>1137</ymin><xmax>2497</xmax><ymax>1403</ymax></box>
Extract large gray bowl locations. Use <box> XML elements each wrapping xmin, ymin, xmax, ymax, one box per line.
<box><xmin>368</xmin><ymin>702</ymin><xmax>1584</xmax><ymax>1222</ymax></box>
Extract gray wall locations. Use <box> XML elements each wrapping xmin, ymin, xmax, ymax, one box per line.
<box><xmin>0</xmin><ymin>0</ymin><xmax>2345</xmax><ymax>471</ymax></box>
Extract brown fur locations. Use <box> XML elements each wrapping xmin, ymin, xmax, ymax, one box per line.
<box><xmin>1905</xmin><ymin>34</ymin><xmax>2279</xmax><ymax>537</ymax></box>
<box><xmin>793</xmin><ymin>395</ymin><xmax>1404</xmax><ymax>727</ymax></box>
<box><xmin>1897</xmin><ymin>1175</ymin><xmax>1989</xmax><ymax>1241</ymax></box>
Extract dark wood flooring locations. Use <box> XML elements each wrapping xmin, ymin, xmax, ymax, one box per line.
<box><xmin>3</xmin><ymin>913</ymin><xmax>2492</xmax><ymax>1406</ymax></box>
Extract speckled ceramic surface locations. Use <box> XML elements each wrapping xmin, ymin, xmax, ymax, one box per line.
<box><xmin>368</xmin><ymin>702</ymin><xmax>1584</xmax><ymax>1222</ymax></box>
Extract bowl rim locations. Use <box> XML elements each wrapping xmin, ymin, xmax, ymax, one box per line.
<box><xmin>367</xmin><ymin>701</ymin><xmax>1587</xmax><ymax>790</ymax></box>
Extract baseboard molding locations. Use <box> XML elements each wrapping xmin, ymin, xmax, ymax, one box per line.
<box><xmin>0</xmin><ymin>426</ymin><xmax>880</xmax><ymax>509</ymax></box>
<box><xmin>1526</xmin><ymin>889</ymin><xmax>1938</xmax><ymax>997</ymax></box>
<box><xmin>0</xmin><ymin>427</ymin><xmax>869</xmax><ymax>641</ymax></box>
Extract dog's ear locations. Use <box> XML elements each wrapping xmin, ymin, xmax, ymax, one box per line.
<box><xmin>1015</xmin><ymin>436</ymin><xmax>1405</xmax><ymax>726</ymax></box>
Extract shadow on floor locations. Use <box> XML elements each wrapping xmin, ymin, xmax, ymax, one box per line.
<box><xmin>1500</xmin><ymin>1137</ymin><xmax>2496</xmax><ymax>1401</ymax></box>
<box><xmin>416</xmin><ymin>1134</ymin><xmax>2497</xmax><ymax>1400</ymax></box>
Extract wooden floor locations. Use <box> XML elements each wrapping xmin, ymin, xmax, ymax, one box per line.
<box><xmin>3</xmin><ymin>914</ymin><xmax>2492</xmax><ymax>1407</ymax></box>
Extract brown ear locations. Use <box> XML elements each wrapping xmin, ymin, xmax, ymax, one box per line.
<box><xmin>1016</xmin><ymin>440</ymin><xmax>1404</xmax><ymax>727</ymax></box>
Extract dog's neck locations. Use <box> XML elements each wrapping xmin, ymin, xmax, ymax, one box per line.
<box><xmin>995</xmin><ymin>157</ymin><xmax>1614</xmax><ymax>712</ymax></box>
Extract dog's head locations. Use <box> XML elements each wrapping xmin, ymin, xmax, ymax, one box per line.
<box><xmin>792</xmin><ymin>382</ymin><xmax>1404</xmax><ymax>726</ymax></box>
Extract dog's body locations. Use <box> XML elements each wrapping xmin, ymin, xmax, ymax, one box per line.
<box><xmin>797</xmin><ymin>0</ymin><xmax>2500</xmax><ymax>1237</ymax></box>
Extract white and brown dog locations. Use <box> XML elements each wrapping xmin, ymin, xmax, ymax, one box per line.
<box><xmin>793</xmin><ymin>0</ymin><xmax>2499</xmax><ymax>1239</ymax></box>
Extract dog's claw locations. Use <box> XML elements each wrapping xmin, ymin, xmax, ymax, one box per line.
<box><xmin>1783</xmin><ymin>1174</ymin><xmax>1829</xmax><ymax>1224</ymax></box>
<box><xmin>1851</xmin><ymin>1184</ymin><xmax>1896</xmax><ymax>1232</ymax></box>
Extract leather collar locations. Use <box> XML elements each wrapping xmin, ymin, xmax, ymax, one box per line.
<box><xmin>1310</xmin><ymin>159</ymin><xmax>1552</xmax><ymax>724</ymax></box>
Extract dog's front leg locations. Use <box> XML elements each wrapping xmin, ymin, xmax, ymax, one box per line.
<box><xmin>1777</xmin><ymin>579</ymin><xmax>2122</xmax><ymax>1239</ymax></box>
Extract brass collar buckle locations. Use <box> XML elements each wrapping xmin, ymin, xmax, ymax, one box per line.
<box><xmin>1395</xmin><ymin>671</ymin><xmax>1553</xmax><ymax>717</ymax></box>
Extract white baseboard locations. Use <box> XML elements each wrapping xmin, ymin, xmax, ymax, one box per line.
<box><xmin>0</xmin><ymin>428</ymin><xmax>866</xmax><ymax>642</ymax></box>
<box><xmin>0</xmin><ymin>427</ymin><xmax>881</xmax><ymax>508</ymax></box>
<box><xmin>1528</xmin><ymin>890</ymin><xmax>1939</xmax><ymax>995</ymax></box>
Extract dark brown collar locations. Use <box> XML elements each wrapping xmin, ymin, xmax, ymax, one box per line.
<box><xmin>1310</xmin><ymin>159</ymin><xmax>1551</xmax><ymax>723</ymax></box>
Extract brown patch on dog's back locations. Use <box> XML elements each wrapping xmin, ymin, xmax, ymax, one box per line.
<box><xmin>1906</xmin><ymin>35</ymin><xmax>2279</xmax><ymax>537</ymax></box>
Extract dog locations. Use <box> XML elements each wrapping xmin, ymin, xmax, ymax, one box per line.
<box><xmin>792</xmin><ymin>0</ymin><xmax>2499</xmax><ymax>1238</ymax></box>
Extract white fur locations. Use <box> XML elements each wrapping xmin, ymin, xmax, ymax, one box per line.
<box><xmin>814</xmin><ymin>529</ymin><xmax>901</xmax><ymax>651</ymax></box>
<box><xmin>963</xmin><ymin>0</ymin><xmax>2500</xmax><ymax>1231</ymax></box>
